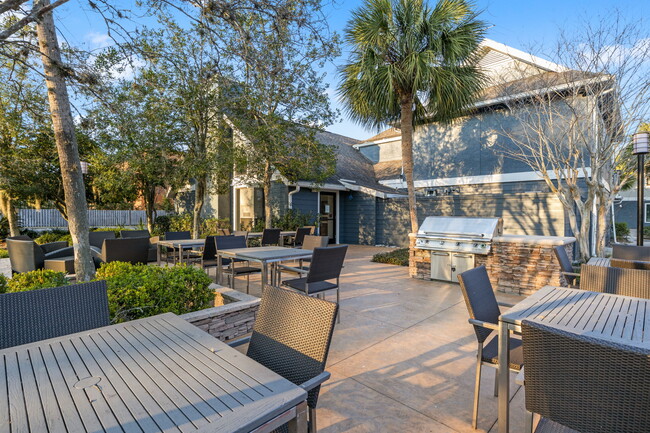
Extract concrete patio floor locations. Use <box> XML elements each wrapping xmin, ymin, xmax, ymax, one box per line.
<box><xmin>229</xmin><ymin>245</ymin><xmax>528</xmax><ymax>433</ymax></box>
<box><xmin>0</xmin><ymin>245</ymin><xmax>529</xmax><ymax>432</ymax></box>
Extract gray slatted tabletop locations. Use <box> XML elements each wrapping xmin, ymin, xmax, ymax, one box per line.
<box><xmin>0</xmin><ymin>313</ymin><xmax>307</xmax><ymax>433</ymax></box>
<box><xmin>497</xmin><ymin>286</ymin><xmax>650</xmax><ymax>433</ymax></box>
<box><xmin>587</xmin><ymin>257</ymin><xmax>611</xmax><ymax>267</ymax></box>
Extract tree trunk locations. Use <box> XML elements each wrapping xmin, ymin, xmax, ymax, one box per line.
<box><xmin>192</xmin><ymin>175</ymin><xmax>207</xmax><ymax>238</ymax></box>
<box><xmin>263</xmin><ymin>161</ymin><xmax>272</xmax><ymax>229</ymax></box>
<box><xmin>595</xmin><ymin>194</ymin><xmax>609</xmax><ymax>257</ymax></box>
<box><xmin>0</xmin><ymin>193</ymin><xmax>20</xmax><ymax>236</ymax></box>
<box><xmin>145</xmin><ymin>188</ymin><xmax>155</xmax><ymax>234</ymax></box>
<box><xmin>400</xmin><ymin>94</ymin><xmax>419</xmax><ymax>234</ymax></box>
<box><xmin>35</xmin><ymin>0</ymin><xmax>94</xmax><ymax>280</ymax></box>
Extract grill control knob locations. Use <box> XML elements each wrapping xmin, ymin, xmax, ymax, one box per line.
<box><xmin>439</xmin><ymin>241</ymin><xmax>444</xmax><ymax>245</ymax></box>
<box><xmin>456</xmin><ymin>242</ymin><xmax>461</xmax><ymax>246</ymax></box>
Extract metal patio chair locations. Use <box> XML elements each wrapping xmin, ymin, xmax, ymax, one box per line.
<box><xmin>457</xmin><ymin>265</ymin><xmax>523</xmax><ymax>430</ymax></box>
<box><xmin>281</xmin><ymin>245</ymin><xmax>347</xmax><ymax>323</ymax></box>
<box><xmin>229</xmin><ymin>286</ymin><xmax>338</xmax><ymax>433</ymax></box>
<box><xmin>162</xmin><ymin>230</ymin><xmax>191</xmax><ymax>263</ymax></box>
<box><xmin>521</xmin><ymin>319</ymin><xmax>650</xmax><ymax>433</ymax></box>
<box><xmin>0</xmin><ymin>281</ymin><xmax>110</xmax><ymax>349</ymax></box>
<box><xmin>198</xmin><ymin>235</ymin><xmax>219</xmax><ymax>279</ymax></box>
<box><xmin>553</xmin><ymin>246</ymin><xmax>579</xmax><ymax>288</ymax></box>
<box><xmin>276</xmin><ymin>235</ymin><xmax>329</xmax><ymax>280</ymax></box>
<box><xmin>261</xmin><ymin>228</ymin><xmax>281</xmax><ymax>246</ymax></box>
<box><xmin>215</xmin><ymin>235</ymin><xmax>261</xmax><ymax>293</ymax></box>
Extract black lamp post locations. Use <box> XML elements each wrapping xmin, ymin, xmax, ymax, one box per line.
<box><xmin>632</xmin><ymin>131</ymin><xmax>649</xmax><ymax>246</ymax></box>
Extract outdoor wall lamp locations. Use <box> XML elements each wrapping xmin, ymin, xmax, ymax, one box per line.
<box><xmin>632</xmin><ymin>131</ymin><xmax>649</xmax><ymax>246</ymax></box>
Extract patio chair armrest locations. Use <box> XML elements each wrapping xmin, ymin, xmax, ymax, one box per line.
<box><xmin>468</xmin><ymin>318</ymin><xmax>499</xmax><ymax>330</ymax></box>
<box><xmin>44</xmin><ymin>246</ymin><xmax>75</xmax><ymax>259</ymax></box>
<box><xmin>562</xmin><ymin>271</ymin><xmax>581</xmax><ymax>277</ymax></box>
<box><xmin>149</xmin><ymin>236</ymin><xmax>160</xmax><ymax>245</ymax></box>
<box><xmin>227</xmin><ymin>336</ymin><xmax>251</xmax><ymax>348</ymax></box>
<box><xmin>277</xmin><ymin>264</ymin><xmax>309</xmax><ymax>275</ymax></box>
<box><xmin>497</xmin><ymin>301</ymin><xmax>515</xmax><ymax>308</ymax></box>
<box><xmin>299</xmin><ymin>371</ymin><xmax>331</xmax><ymax>392</ymax></box>
<box><xmin>40</xmin><ymin>241</ymin><xmax>68</xmax><ymax>254</ymax></box>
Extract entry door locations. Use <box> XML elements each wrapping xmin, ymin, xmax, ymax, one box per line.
<box><xmin>319</xmin><ymin>192</ymin><xmax>336</xmax><ymax>244</ymax></box>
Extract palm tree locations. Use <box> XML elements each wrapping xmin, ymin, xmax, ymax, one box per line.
<box><xmin>339</xmin><ymin>0</ymin><xmax>487</xmax><ymax>234</ymax></box>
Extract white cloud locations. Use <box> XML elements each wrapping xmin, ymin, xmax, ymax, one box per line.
<box><xmin>85</xmin><ymin>31</ymin><xmax>112</xmax><ymax>49</ymax></box>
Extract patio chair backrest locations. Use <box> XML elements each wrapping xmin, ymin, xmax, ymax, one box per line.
<box><xmin>202</xmin><ymin>235</ymin><xmax>217</xmax><ymax>261</ymax></box>
<box><xmin>215</xmin><ymin>235</ymin><xmax>247</xmax><ymax>250</ymax></box>
<box><xmin>120</xmin><ymin>229</ymin><xmax>150</xmax><ymax>239</ymax></box>
<box><xmin>233</xmin><ymin>230</ymin><xmax>248</xmax><ymax>238</ymax></box>
<box><xmin>247</xmin><ymin>286</ymin><xmax>338</xmax><ymax>409</ymax></box>
<box><xmin>306</xmin><ymin>245</ymin><xmax>348</xmax><ymax>284</ymax></box>
<box><xmin>165</xmin><ymin>231</ymin><xmax>191</xmax><ymax>240</ymax></box>
<box><xmin>522</xmin><ymin>319</ymin><xmax>650</xmax><ymax>433</ymax></box>
<box><xmin>261</xmin><ymin>228</ymin><xmax>281</xmax><ymax>246</ymax></box>
<box><xmin>612</xmin><ymin>244</ymin><xmax>650</xmax><ymax>262</ymax></box>
<box><xmin>301</xmin><ymin>235</ymin><xmax>329</xmax><ymax>250</ymax></box>
<box><xmin>0</xmin><ymin>281</ymin><xmax>110</xmax><ymax>350</ymax></box>
<box><xmin>579</xmin><ymin>264</ymin><xmax>650</xmax><ymax>299</ymax></box>
<box><xmin>294</xmin><ymin>227</ymin><xmax>312</xmax><ymax>246</ymax></box>
<box><xmin>457</xmin><ymin>265</ymin><xmax>501</xmax><ymax>344</ymax></box>
<box><xmin>553</xmin><ymin>246</ymin><xmax>576</xmax><ymax>286</ymax></box>
<box><xmin>89</xmin><ymin>231</ymin><xmax>116</xmax><ymax>249</ymax></box>
<box><xmin>217</xmin><ymin>228</ymin><xmax>231</xmax><ymax>236</ymax></box>
<box><xmin>6</xmin><ymin>238</ymin><xmax>45</xmax><ymax>273</ymax></box>
<box><xmin>102</xmin><ymin>237</ymin><xmax>150</xmax><ymax>264</ymax></box>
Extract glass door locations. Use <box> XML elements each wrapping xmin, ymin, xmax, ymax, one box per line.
<box><xmin>319</xmin><ymin>192</ymin><xmax>336</xmax><ymax>244</ymax></box>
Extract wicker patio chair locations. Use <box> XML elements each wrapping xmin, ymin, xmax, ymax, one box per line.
<box><xmin>89</xmin><ymin>231</ymin><xmax>116</xmax><ymax>250</ymax></box>
<box><xmin>215</xmin><ymin>235</ymin><xmax>261</xmax><ymax>293</ymax></box>
<box><xmin>0</xmin><ymin>281</ymin><xmax>110</xmax><ymax>350</ymax></box>
<box><xmin>293</xmin><ymin>227</ymin><xmax>313</xmax><ymax>247</ymax></box>
<box><xmin>281</xmin><ymin>245</ymin><xmax>347</xmax><ymax>323</ymax></box>
<box><xmin>261</xmin><ymin>228</ymin><xmax>281</xmax><ymax>246</ymax></box>
<box><xmin>457</xmin><ymin>265</ymin><xmax>523</xmax><ymax>430</ymax></box>
<box><xmin>229</xmin><ymin>286</ymin><xmax>338</xmax><ymax>433</ymax></box>
<box><xmin>521</xmin><ymin>319</ymin><xmax>650</xmax><ymax>433</ymax></box>
<box><xmin>579</xmin><ymin>264</ymin><xmax>650</xmax><ymax>298</ymax></box>
<box><xmin>553</xmin><ymin>246</ymin><xmax>579</xmax><ymax>287</ymax></box>
<box><xmin>120</xmin><ymin>229</ymin><xmax>158</xmax><ymax>262</ymax></box>
<box><xmin>6</xmin><ymin>238</ymin><xmax>74</xmax><ymax>274</ymax></box>
<box><xmin>610</xmin><ymin>244</ymin><xmax>650</xmax><ymax>270</ymax></box>
<box><xmin>92</xmin><ymin>237</ymin><xmax>150</xmax><ymax>266</ymax></box>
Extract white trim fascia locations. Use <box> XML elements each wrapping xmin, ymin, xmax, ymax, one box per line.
<box><xmin>479</xmin><ymin>39</ymin><xmax>568</xmax><ymax>73</ymax></box>
<box><xmin>380</xmin><ymin>169</ymin><xmax>592</xmax><ymax>189</ymax></box>
<box><xmin>353</xmin><ymin>136</ymin><xmax>401</xmax><ymax>149</ymax></box>
<box><xmin>339</xmin><ymin>180</ymin><xmax>406</xmax><ymax>199</ymax></box>
<box><xmin>294</xmin><ymin>181</ymin><xmax>348</xmax><ymax>191</ymax></box>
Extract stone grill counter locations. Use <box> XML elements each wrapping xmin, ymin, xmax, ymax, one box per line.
<box><xmin>410</xmin><ymin>234</ymin><xmax>576</xmax><ymax>296</ymax></box>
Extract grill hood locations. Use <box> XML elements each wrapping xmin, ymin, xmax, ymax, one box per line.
<box><xmin>417</xmin><ymin>216</ymin><xmax>503</xmax><ymax>241</ymax></box>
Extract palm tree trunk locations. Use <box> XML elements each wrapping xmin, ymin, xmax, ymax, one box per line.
<box><xmin>35</xmin><ymin>0</ymin><xmax>94</xmax><ymax>280</ymax></box>
<box><xmin>400</xmin><ymin>94</ymin><xmax>419</xmax><ymax>234</ymax></box>
<box><xmin>192</xmin><ymin>175</ymin><xmax>207</xmax><ymax>238</ymax></box>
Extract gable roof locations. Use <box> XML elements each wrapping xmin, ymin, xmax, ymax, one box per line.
<box><xmin>478</xmin><ymin>39</ymin><xmax>568</xmax><ymax>74</ymax></box>
<box><xmin>361</xmin><ymin>128</ymin><xmax>402</xmax><ymax>143</ymax></box>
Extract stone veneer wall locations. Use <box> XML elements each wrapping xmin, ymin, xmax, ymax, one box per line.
<box><xmin>410</xmin><ymin>234</ymin><xmax>576</xmax><ymax>296</ymax></box>
<box><xmin>181</xmin><ymin>285</ymin><xmax>260</xmax><ymax>342</ymax></box>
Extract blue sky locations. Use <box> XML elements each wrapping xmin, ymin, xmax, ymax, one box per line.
<box><xmin>54</xmin><ymin>0</ymin><xmax>641</xmax><ymax>140</ymax></box>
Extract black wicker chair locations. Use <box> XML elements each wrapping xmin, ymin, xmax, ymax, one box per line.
<box><xmin>521</xmin><ymin>319</ymin><xmax>650</xmax><ymax>433</ymax></box>
<box><xmin>553</xmin><ymin>246</ymin><xmax>579</xmax><ymax>287</ymax></box>
<box><xmin>281</xmin><ymin>245</ymin><xmax>347</xmax><ymax>323</ymax></box>
<box><xmin>261</xmin><ymin>228</ymin><xmax>281</xmax><ymax>246</ymax></box>
<box><xmin>120</xmin><ymin>229</ymin><xmax>158</xmax><ymax>262</ymax></box>
<box><xmin>215</xmin><ymin>235</ymin><xmax>261</xmax><ymax>293</ymax></box>
<box><xmin>198</xmin><ymin>235</ymin><xmax>219</xmax><ymax>279</ymax></box>
<box><xmin>293</xmin><ymin>227</ymin><xmax>313</xmax><ymax>247</ymax></box>
<box><xmin>276</xmin><ymin>235</ymin><xmax>330</xmax><ymax>280</ymax></box>
<box><xmin>89</xmin><ymin>231</ymin><xmax>116</xmax><ymax>250</ymax></box>
<box><xmin>92</xmin><ymin>237</ymin><xmax>150</xmax><ymax>265</ymax></box>
<box><xmin>579</xmin><ymin>263</ymin><xmax>650</xmax><ymax>298</ymax></box>
<box><xmin>229</xmin><ymin>286</ymin><xmax>338</xmax><ymax>433</ymax></box>
<box><xmin>6</xmin><ymin>238</ymin><xmax>74</xmax><ymax>274</ymax></box>
<box><xmin>457</xmin><ymin>265</ymin><xmax>523</xmax><ymax>430</ymax></box>
<box><xmin>0</xmin><ymin>281</ymin><xmax>110</xmax><ymax>350</ymax></box>
<box><xmin>611</xmin><ymin>244</ymin><xmax>650</xmax><ymax>270</ymax></box>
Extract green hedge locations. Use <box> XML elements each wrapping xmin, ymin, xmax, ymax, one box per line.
<box><xmin>152</xmin><ymin>213</ymin><xmax>229</xmax><ymax>237</ymax></box>
<box><xmin>0</xmin><ymin>269</ymin><xmax>69</xmax><ymax>294</ymax></box>
<box><xmin>615</xmin><ymin>222</ymin><xmax>630</xmax><ymax>241</ymax></box>
<box><xmin>371</xmin><ymin>248</ymin><xmax>409</xmax><ymax>266</ymax></box>
<box><xmin>95</xmin><ymin>262</ymin><xmax>214</xmax><ymax>323</ymax></box>
<box><xmin>0</xmin><ymin>249</ymin><xmax>8</xmax><ymax>259</ymax></box>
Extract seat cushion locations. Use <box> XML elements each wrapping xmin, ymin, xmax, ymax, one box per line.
<box><xmin>227</xmin><ymin>266</ymin><xmax>261</xmax><ymax>275</ymax></box>
<box><xmin>482</xmin><ymin>335</ymin><xmax>523</xmax><ymax>370</ymax></box>
<box><xmin>281</xmin><ymin>277</ymin><xmax>338</xmax><ymax>294</ymax></box>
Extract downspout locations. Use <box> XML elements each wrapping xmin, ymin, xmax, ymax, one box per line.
<box><xmin>288</xmin><ymin>185</ymin><xmax>301</xmax><ymax>209</ymax></box>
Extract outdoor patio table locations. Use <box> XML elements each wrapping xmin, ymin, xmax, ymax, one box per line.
<box><xmin>246</xmin><ymin>231</ymin><xmax>297</xmax><ymax>246</ymax></box>
<box><xmin>157</xmin><ymin>238</ymin><xmax>206</xmax><ymax>265</ymax></box>
<box><xmin>217</xmin><ymin>246</ymin><xmax>312</xmax><ymax>288</ymax></box>
<box><xmin>497</xmin><ymin>285</ymin><xmax>650</xmax><ymax>433</ymax></box>
<box><xmin>587</xmin><ymin>256</ymin><xmax>611</xmax><ymax>266</ymax></box>
<box><xmin>0</xmin><ymin>312</ymin><xmax>308</xmax><ymax>433</ymax></box>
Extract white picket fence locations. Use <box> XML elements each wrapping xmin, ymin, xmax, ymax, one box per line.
<box><xmin>18</xmin><ymin>209</ymin><xmax>168</xmax><ymax>229</ymax></box>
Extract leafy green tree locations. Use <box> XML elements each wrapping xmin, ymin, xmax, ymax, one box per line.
<box><xmin>339</xmin><ymin>0</ymin><xmax>486</xmax><ymax>233</ymax></box>
<box><xmin>219</xmin><ymin>0</ymin><xmax>340</xmax><ymax>227</ymax></box>
<box><xmin>84</xmin><ymin>66</ymin><xmax>186</xmax><ymax>233</ymax></box>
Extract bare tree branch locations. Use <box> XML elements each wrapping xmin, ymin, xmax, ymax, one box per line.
<box><xmin>0</xmin><ymin>0</ymin><xmax>69</xmax><ymax>42</ymax></box>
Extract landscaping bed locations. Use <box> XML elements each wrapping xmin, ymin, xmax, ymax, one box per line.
<box><xmin>371</xmin><ymin>248</ymin><xmax>409</xmax><ymax>266</ymax></box>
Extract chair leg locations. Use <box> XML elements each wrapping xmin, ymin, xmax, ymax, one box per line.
<box><xmin>473</xmin><ymin>345</ymin><xmax>483</xmax><ymax>429</ymax></box>
<box><xmin>336</xmin><ymin>286</ymin><xmax>340</xmax><ymax>324</ymax></box>
<box><xmin>308</xmin><ymin>407</ymin><xmax>317</xmax><ymax>433</ymax></box>
<box><xmin>494</xmin><ymin>366</ymin><xmax>499</xmax><ymax>397</ymax></box>
<box><xmin>525</xmin><ymin>410</ymin><xmax>534</xmax><ymax>433</ymax></box>
<box><xmin>246</xmin><ymin>274</ymin><xmax>250</xmax><ymax>294</ymax></box>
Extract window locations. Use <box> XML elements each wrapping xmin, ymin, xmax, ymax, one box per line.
<box><xmin>646</xmin><ymin>203</ymin><xmax>650</xmax><ymax>224</ymax></box>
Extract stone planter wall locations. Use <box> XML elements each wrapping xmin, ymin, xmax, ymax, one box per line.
<box><xmin>410</xmin><ymin>234</ymin><xmax>576</xmax><ymax>296</ymax></box>
<box><xmin>181</xmin><ymin>285</ymin><xmax>260</xmax><ymax>342</ymax></box>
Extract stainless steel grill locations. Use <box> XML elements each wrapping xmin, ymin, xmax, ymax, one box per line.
<box><xmin>413</xmin><ymin>216</ymin><xmax>503</xmax><ymax>282</ymax></box>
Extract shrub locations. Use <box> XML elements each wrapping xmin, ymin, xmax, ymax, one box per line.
<box><xmin>202</xmin><ymin>217</ymin><xmax>230</xmax><ymax>236</ymax></box>
<box><xmin>152</xmin><ymin>215</ymin><xmax>171</xmax><ymax>236</ymax></box>
<box><xmin>34</xmin><ymin>230</ymin><xmax>69</xmax><ymax>245</ymax></box>
<box><xmin>371</xmin><ymin>248</ymin><xmax>409</xmax><ymax>266</ymax></box>
<box><xmin>0</xmin><ymin>249</ymin><xmax>8</xmax><ymax>259</ymax></box>
<box><xmin>644</xmin><ymin>226</ymin><xmax>650</xmax><ymax>239</ymax></box>
<box><xmin>5</xmin><ymin>269</ymin><xmax>69</xmax><ymax>293</ymax></box>
<box><xmin>169</xmin><ymin>213</ymin><xmax>193</xmax><ymax>232</ymax></box>
<box><xmin>272</xmin><ymin>209</ymin><xmax>316</xmax><ymax>230</ymax></box>
<box><xmin>95</xmin><ymin>262</ymin><xmax>214</xmax><ymax>323</ymax></box>
<box><xmin>615</xmin><ymin>222</ymin><xmax>630</xmax><ymax>241</ymax></box>
<box><xmin>92</xmin><ymin>227</ymin><xmax>123</xmax><ymax>237</ymax></box>
<box><xmin>0</xmin><ymin>216</ymin><xmax>9</xmax><ymax>239</ymax></box>
<box><xmin>0</xmin><ymin>274</ymin><xmax>7</xmax><ymax>294</ymax></box>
